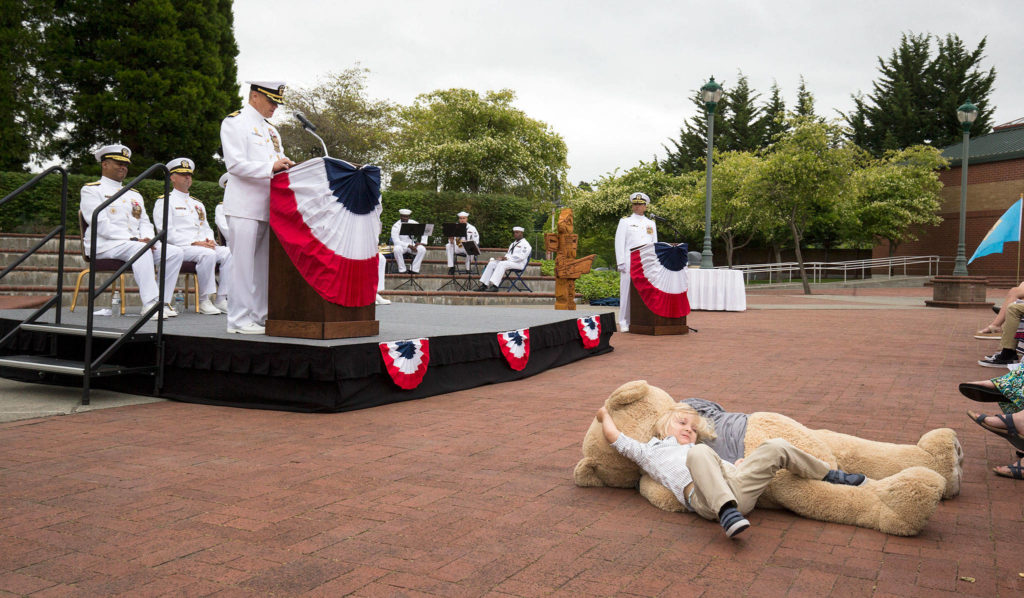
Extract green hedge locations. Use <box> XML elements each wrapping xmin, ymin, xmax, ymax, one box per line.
<box><xmin>1</xmin><ymin>171</ymin><xmax>542</xmax><ymax>246</ymax></box>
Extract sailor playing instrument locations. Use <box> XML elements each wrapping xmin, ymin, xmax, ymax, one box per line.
<box><xmin>154</xmin><ymin>158</ymin><xmax>233</xmax><ymax>315</ymax></box>
<box><xmin>614</xmin><ymin>192</ymin><xmax>658</xmax><ymax>332</ymax></box>
<box><xmin>390</xmin><ymin>208</ymin><xmax>427</xmax><ymax>274</ymax></box>
<box><xmin>445</xmin><ymin>211</ymin><xmax>480</xmax><ymax>274</ymax></box>
<box><xmin>79</xmin><ymin>144</ymin><xmax>184</xmax><ymax>318</ymax></box>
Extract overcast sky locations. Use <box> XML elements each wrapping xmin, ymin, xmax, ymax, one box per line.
<box><xmin>234</xmin><ymin>0</ymin><xmax>1023</xmax><ymax>183</ymax></box>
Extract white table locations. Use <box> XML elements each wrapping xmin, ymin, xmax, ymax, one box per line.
<box><xmin>687</xmin><ymin>268</ymin><xmax>746</xmax><ymax>311</ymax></box>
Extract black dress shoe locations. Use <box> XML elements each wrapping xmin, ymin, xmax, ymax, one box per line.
<box><xmin>474</xmin><ymin>284</ymin><xmax>488</xmax><ymax>292</ymax></box>
<box><xmin>448</xmin><ymin>267</ymin><xmax>455</xmax><ymax>275</ymax></box>
<box><xmin>994</xmin><ymin>305</ymin><xmax>1002</xmax><ymax>315</ymax></box>
<box><xmin>485</xmin><ymin>285</ymin><xmax>499</xmax><ymax>292</ymax></box>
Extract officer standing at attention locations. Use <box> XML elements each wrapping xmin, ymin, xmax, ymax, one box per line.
<box><xmin>390</xmin><ymin>208</ymin><xmax>427</xmax><ymax>274</ymax></box>
<box><xmin>445</xmin><ymin>211</ymin><xmax>480</xmax><ymax>274</ymax></box>
<box><xmin>614</xmin><ymin>192</ymin><xmax>657</xmax><ymax>332</ymax></box>
<box><xmin>476</xmin><ymin>226</ymin><xmax>531</xmax><ymax>292</ymax></box>
<box><xmin>154</xmin><ymin>158</ymin><xmax>233</xmax><ymax>315</ymax></box>
<box><xmin>79</xmin><ymin>144</ymin><xmax>184</xmax><ymax>318</ymax></box>
<box><xmin>219</xmin><ymin>80</ymin><xmax>294</xmax><ymax>334</ymax></box>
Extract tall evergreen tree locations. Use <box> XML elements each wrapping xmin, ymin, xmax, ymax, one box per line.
<box><xmin>660</xmin><ymin>88</ymin><xmax>728</xmax><ymax>175</ymax></box>
<box><xmin>42</xmin><ymin>0</ymin><xmax>239</xmax><ymax>175</ymax></box>
<box><xmin>719</xmin><ymin>71</ymin><xmax>763</xmax><ymax>153</ymax></box>
<box><xmin>794</xmin><ymin>76</ymin><xmax>819</xmax><ymax>120</ymax></box>
<box><xmin>0</xmin><ymin>0</ymin><xmax>52</xmax><ymax>170</ymax></box>
<box><xmin>845</xmin><ymin>32</ymin><xmax>996</xmax><ymax>155</ymax></box>
<box><xmin>757</xmin><ymin>81</ymin><xmax>787</xmax><ymax>145</ymax></box>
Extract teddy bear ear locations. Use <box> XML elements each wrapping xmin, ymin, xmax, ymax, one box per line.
<box><xmin>605</xmin><ymin>380</ymin><xmax>651</xmax><ymax>409</ymax></box>
<box><xmin>573</xmin><ymin>458</ymin><xmax>607</xmax><ymax>487</ymax></box>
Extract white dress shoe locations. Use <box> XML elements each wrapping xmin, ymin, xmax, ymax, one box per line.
<box><xmin>143</xmin><ymin>302</ymin><xmax>177</xmax><ymax>318</ymax></box>
<box><xmin>375</xmin><ymin>293</ymin><xmax>391</xmax><ymax>305</ymax></box>
<box><xmin>198</xmin><ymin>299</ymin><xmax>223</xmax><ymax>315</ymax></box>
<box><xmin>213</xmin><ymin>298</ymin><xmax>228</xmax><ymax>312</ymax></box>
<box><xmin>226</xmin><ymin>322</ymin><xmax>265</xmax><ymax>335</ymax></box>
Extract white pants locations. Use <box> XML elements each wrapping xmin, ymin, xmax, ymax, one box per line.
<box><xmin>178</xmin><ymin>245</ymin><xmax>217</xmax><ymax>300</ymax></box>
<box><xmin>377</xmin><ymin>254</ymin><xmax>386</xmax><ymax>291</ymax></box>
<box><xmin>619</xmin><ymin>268</ymin><xmax>632</xmax><ymax>328</ymax></box>
<box><xmin>394</xmin><ymin>242</ymin><xmax>425</xmax><ymax>273</ymax></box>
<box><xmin>98</xmin><ymin>241</ymin><xmax>183</xmax><ymax>307</ymax></box>
<box><xmin>227</xmin><ymin>216</ymin><xmax>268</xmax><ymax>328</ymax></box>
<box><xmin>480</xmin><ymin>259</ymin><xmax>523</xmax><ymax>287</ymax></box>
<box><xmin>445</xmin><ymin>242</ymin><xmax>470</xmax><ymax>269</ymax></box>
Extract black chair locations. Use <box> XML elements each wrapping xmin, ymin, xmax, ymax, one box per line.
<box><xmin>499</xmin><ymin>266</ymin><xmax>532</xmax><ymax>292</ymax></box>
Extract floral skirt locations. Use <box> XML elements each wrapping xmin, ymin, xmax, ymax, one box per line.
<box><xmin>991</xmin><ymin>367</ymin><xmax>1024</xmax><ymax>414</ymax></box>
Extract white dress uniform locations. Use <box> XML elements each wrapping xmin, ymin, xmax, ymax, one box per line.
<box><xmin>614</xmin><ymin>212</ymin><xmax>658</xmax><ymax>330</ymax></box>
<box><xmin>445</xmin><ymin>223</ymin><xmax>480</xmax><ymax>270</ymax></box>
<box><xmin>220</xmin><ymin>102</ymin><xmax>287</xmax><ymax>330</ymax></box>
<box><xmin>480</xmin><ymin>237</ymin><xmax>532</xmax><ymax>287</ymax></box>
<box><xmin>154</xmin><ymin>189</ymin><xmax>233</xmax><ymax>303</ymax></box>
<box><xmin>80</xmin><ymin>177</ymin><xmax>184</xmax><ymax>308</ymax></box>
<box><xmin>390</xmin><ymin>218</ymin><xmax>427</xmax><ymax>273</ymax></box>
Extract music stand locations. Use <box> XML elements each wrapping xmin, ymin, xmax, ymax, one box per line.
<box><xmin>439</xmin><ymin>223</ymin><xmax>471</xmax><ymax>291</ymax></box>
<box><xmin>394</xmin><ymin>222</ymin><xmax>426</xmax><ymax>291</ymax></box>
<box><xmin>460</xmin><ymin>240</ymin><xmax>481</xmax><ymax>278</ymax></box>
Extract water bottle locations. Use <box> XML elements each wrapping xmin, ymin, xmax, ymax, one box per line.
<box><xmin>173</xmin><ymin>291</ymin><xmax>185</xmax><ymax>314</ymax></box>
<box><xmin>110</xmin><ymin>293</ymin><xmax>120</xmax><ymax>317</ymax></box>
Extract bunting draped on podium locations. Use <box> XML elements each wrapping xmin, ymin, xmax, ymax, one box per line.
<box><xmin>270</xmin><ymin>157</ymin><xmax>382</xmax><ymax>307</ymax></box>
<box><xmin>629</xmin><ymin>242</ymin><xmax>691</xmax><ymax>318</ymax></box>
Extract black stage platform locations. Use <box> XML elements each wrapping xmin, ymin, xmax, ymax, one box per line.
<box><xmin>0</xmin><ymin>304</ymin><xmax>615</xmax><ymax>412</ymax></box>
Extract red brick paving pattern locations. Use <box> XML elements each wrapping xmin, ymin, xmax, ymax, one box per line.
<box><xmin>1</xmin><ymin>289</ymin><xmax>1023</xmax><ymax>596</ymax></box>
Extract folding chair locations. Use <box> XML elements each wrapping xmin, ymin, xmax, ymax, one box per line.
<box><xmin>499</xmin><ymin>266</ymin><xmax>532</xmax><ymax>292</ymax></box>
<box><xmin>70</xmin><ymin>211</ymin><xmax>127</xmax><ymax>313</ymax></box>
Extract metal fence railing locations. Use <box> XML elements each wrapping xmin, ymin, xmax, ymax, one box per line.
<box><xmin>726</xmin><ymin>255</ymin><xmax>944</xmax><ymax>285</ymax></box>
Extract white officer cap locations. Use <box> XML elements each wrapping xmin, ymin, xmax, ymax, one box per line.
<box><xmin>218</xmin><ymin>173</ymin><xmax>230</xmax><ymax>189</ymax></box>
<box><xmin>512</xmin><ymin>226</ymin><xmax>525</xmax><ymax>232</ymax></box>
<box><xmin>457</xmin><ymin>211</ymin><xmax>469</xmax><ymax>218</ymax></box>
<box><xmin>166</xmin><ymin>157</ymin><xmax>194</xmax><ymax>175</ymax></box>
<box><xmin>245</xmin><ymin>80</ymin><xmax>286</xmax><ymax>105</ymax></box>
<box><xmin>630</xmin><ymin>192</ymin><xmax>650</xmax><ymax>205</ymax></box>
<box><xmin>94</xmin><ymin>144</ymin><xmax>132</xmax><ymax>164</ymax></box>
<box><xmin>398</xmin><ymin>208</ymin><xmax>412</xmax><ymax>216</ymax></box>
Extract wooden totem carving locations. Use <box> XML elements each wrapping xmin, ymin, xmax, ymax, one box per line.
<box><xmin>545</xmin><ymin>208</ymin><xmax>595</xmax><ymax>310</ymax></box>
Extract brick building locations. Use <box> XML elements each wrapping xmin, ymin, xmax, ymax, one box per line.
<box><xmin>874</xmin><ymin>118</ymin><xmax>1024</xmax><ymax>278</ymax></box>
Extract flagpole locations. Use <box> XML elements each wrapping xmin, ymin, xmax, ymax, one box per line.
<box><xmin>1018</xmin><ymin>193</ymin><xmax>1023</xmax><ymax>283</ymax></box>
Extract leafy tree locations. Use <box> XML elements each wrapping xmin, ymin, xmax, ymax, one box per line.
<box><xmin>852</xmin><ymin>145</ymin><xmax>946</xmax><ymax>257</ymax></box>
<box><xmin>845</xmin><ymin>32</ymin><xmax>996</xmax><ymax>155</ymax></box>
<box><xmin>389</xmin><ymin>88</ymin><xmax>567</xmax><ymax>198</ymax></box>
<box><xmin>276</xmin><ymin>67</ymin><xmax>397</xmax><ymax>166</ymax></box>
<box><xmin>0</xmin><ymin>0</ymin><xmax>52</xmax><ymax>170</ymax></box>
<box><xmin>753</xmin><ymin>117</ymin><xmax>859</xmax><ymax>294</ymax></box>
<box><xmin>41</xmin><ymin>0</ymin><xmax>239</xmax><ymax>175</ymax></box>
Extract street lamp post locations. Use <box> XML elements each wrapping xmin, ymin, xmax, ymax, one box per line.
<box><xmin>700</xmin><ymin>77</ymin><xmax>723</xmax><ymax>269</ymax></box>
<box><xmin>952</xmin><ymin>100</ymin><xmax>978</xmax><ymax>276</ymax></box>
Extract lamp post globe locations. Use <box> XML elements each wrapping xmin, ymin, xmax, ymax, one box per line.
<box><xmin>700</xmin><ymin>77</ymin><xmax>722</xmax><ymax>269</ymax></box>
<box><xmin>952</xmin><ymin>100</ymin><xmax>978</xmax><ymax>276</ymax></box>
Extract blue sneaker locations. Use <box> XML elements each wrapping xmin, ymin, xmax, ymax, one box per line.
<box><xmin>824</xmin><ymin>469</ymin><xmax>867</xmax><ymax>486</ymax></box>
<box><xmin>719</xmin><ymin>506</ymin><xmax>750</xmax><ymax>538</ymax></box>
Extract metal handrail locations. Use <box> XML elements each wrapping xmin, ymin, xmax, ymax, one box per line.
<box><xmin>83</xmin><ymin>164</ymin><xmax>171</xmax><ymax>400</ymax></box>
<box><xmin>725</xmin><ymin>255</ymin><xmax>944</xmax><ymax>285</ymax></box>
<box><xmin>0</xmin><ymin>166</ymin><xmax>68</xmax><ymax>348</ymax></box>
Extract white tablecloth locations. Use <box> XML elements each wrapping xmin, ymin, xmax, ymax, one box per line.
<box><xmin>687</xmin><ymin>268</ymin><xmax>746</xmax><ymax>311</ymax></box>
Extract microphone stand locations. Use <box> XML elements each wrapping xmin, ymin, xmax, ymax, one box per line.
<box><xmin>294</xmin><ymin>112</ymin><xmax>329</xmax><ymax>158</ymax></box>
<box><xmin>649</xmin><ymin>213</ymin><xmax>685</xmax><ymax>244</ymax></box>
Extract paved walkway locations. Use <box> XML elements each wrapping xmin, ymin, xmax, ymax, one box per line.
<box><xmin>1</xmin><ymin>288</ymin><xmax>1022</xmax><ymax>596</ymax></box>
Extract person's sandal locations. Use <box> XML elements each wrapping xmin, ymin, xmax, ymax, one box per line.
<box><xmin>993</xmin><ymin>459</ymin><xmax>1024</xmax><ymax>480</ymax></box>
<box><xmin>959</xmin><ymin>382</ymin><xmax>1005</xmax><ymax>402</ymax></box>
<box><xmin>967</xmin><ymin>411</ymin><xmax>1024</xmax><ymax>451</ymax></box>
<box><xmin>974</xmin><ymin>325</ymin><xmax>1002</xmax><ymax>339</ymax></box>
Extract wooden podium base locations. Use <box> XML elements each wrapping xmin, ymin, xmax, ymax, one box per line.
<box><xmin>266</xmin><ymin>235</ymin><xmax>379</xmax><ymax>340</ymax></box>
<box><xmin>629</xmin><ymin>285</ymin><xmax>688</xmax><ymax>336</ymax></box>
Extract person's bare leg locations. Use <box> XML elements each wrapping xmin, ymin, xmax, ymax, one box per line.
<box><xmin>983</xmin><ymin>284</ymin><xmax>1024</xmax><ymax>331</ymax></box>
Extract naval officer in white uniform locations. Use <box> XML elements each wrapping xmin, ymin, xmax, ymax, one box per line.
<box><xmin>477</xmin><ymin>226</ymin><xmax>531</xmax><ymax>292</ymax></box>
<box><xmin>219</xmin><ymin>80</ymin><xmax>294</xmax><ymax>334</ymax></box>
<box><xmin>445</xmin><ymin>211</ymin><xmax>480</xmax><ymax>274</ymax></box>
<box><xmin>614</xmin><ymin>192</ymin><xmax>658</xmax><ymax>332</ymax></box>
<box><xmin>390</xmin><ymin>208</ymin><xmax>427</xmax><ymax>274</ymax></box>
<box><xmin>79</xmin><ymin>144</ymin><xmax>183</xmax><ymax>318</ymax></box>
<box><xmin>154</xmin><ymin>158</ymin><xmax>233</xmax><ymax>315</ymax></box>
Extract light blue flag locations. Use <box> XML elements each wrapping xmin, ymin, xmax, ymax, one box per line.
<box><xmin>969</xmin><ymin>198</ymin><xmax>1023</xmax><ymax>264</ymax></box>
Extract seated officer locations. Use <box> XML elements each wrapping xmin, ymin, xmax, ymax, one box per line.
<box><xmin>445</xmin><ymin>211</ymin><xmax>480</xmax><ymax>274</ymax></box>
<box><xmin>476</xmin><ymin>226</ymin><xmax>532</xmax><ymax>292</ymax></box>
<box><xmin>154</xmin><ymin>158</ymin><xmax>233</xmax><ymax>314</ymax></box>
<box><xmin>390</xmin><ymin>208</ymin><xmax>427</xmax><ymax>274</ymax></box>
<box><xmin>79</xmin><ymin>144</ymin><xmax>183</xmax><ymax>318</ymax></box>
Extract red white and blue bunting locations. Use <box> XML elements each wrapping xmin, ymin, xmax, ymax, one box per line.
<box><xmin>629</xmin><ymin>242</ymin><xmax>691</xmax><ymax>318</ymax></box>
<box><xmin>497</xmin><ymin>328</ymin><xmax>530</xmax><ymax>371</ymax></box>
<box><xmin>577</xmin><ymin>316</ymin><xmax>602</xmax><ymax>349</ymax></box>
<box><xmin>379</xmin><ymin>338</ymin><xmax>430</xmax><ymax>390</ymax></box>
<box><xmin>270</xmin><ymin>157</ymin><xmax>382</xmax><ymax>307</ymax></box>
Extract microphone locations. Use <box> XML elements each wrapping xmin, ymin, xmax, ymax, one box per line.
<box><xmin>294</xmin><ymin>112</ymin><xmax>317</xmax><ymax>132</ymax></box>
<box><xmin>649</xmin><ymin>213</ymin><xmax>667</xmax><ymax>222</ymax></box>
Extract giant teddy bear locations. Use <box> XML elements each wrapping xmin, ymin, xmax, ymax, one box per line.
<box><xmin>574</xmin><ymin>381</ymin><xmax>963</xmax><ymax>536</ymax></box>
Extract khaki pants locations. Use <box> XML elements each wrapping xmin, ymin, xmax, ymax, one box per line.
<box><xmin>1000</xmin><ymin>303</ymin><xmax>1024</xmax><ymax>350</ymax></box>
<box><xmin>686</xmin><ymin>438</ymin><xmax>831</xmax><ymax>519</ymax></box>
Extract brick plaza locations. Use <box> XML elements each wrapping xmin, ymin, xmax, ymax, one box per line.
<box><xmin>1</xmin><ymin>287</ymin><xmax>1022</xmax><ymax>597</ymax></box>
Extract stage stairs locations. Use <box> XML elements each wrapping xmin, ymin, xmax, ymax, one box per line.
<box><xmin>0</xmin><ymin>234</ymin><xmax>572</xmax><ymax>307</ymax></box>
<box><xmin>0</xmin><ymin>166</ymin><xmax>172</xmax><ymax>405</ymax></box>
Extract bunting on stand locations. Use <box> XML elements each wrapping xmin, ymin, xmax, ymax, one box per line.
<box><xmin>270</xmin><ymin>157</ymin><xmax>382</xmax><ymax>307</ymax></box>
<box><xmin>379</xmin><ymin>338</ymin><xmax>430</xmax><ymax>390</ymax></box>
<box><xmin>497</xmin><ymin>328</ymin><xmax>530</xmax><ymax>371</ymax></box>
<box><xmin>577</xmin><ymin>316</ymin><xmax>602</xmax><ymax>349</ymax></box>
<box><xmin>629</xmin><ymin>242</ymin><xmax>691</xmax><ymax>318</ymax></box>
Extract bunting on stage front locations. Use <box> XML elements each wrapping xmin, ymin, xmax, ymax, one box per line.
<box><xmin>380</xmin><ymin>338</ymin><xmax>430</xmax><ymax>389</ymax></box>
<box><xmin>629</xmin><ymin>242</ymin><xmax>691</xmax><ymax>318</ymax></box>
<box><xmin>577</xmin><ymin>316</ymin><xmax>601</xmax><ymax>349</ymax></box>
<box><xmin>270</xmin><ymin>157</ymin><xmax>382</xmax><ymax>307</ymax></box>
<box><xmin>497</xmin><ymin>328</ymin><xmax>530</xmax><ymax>371</ymax></box>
